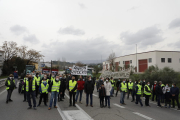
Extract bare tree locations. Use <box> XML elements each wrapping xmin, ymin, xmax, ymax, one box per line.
<box><xmin>26</xmin><ymin>49</ymin><xmax>44</xmax><ymax>65</ymax></box>
<box><xmin>75</xmin><ymin>61</ymin><xmax>84</xmax><ymax>67</ymax></box>
<box><xmin>107</xmin><ymin>52</ymin><xmax>116</xmax><ymax>72</ymax></box>
<box><xmin>18</xmin><ymin>45</ymin><xmax>28</xmax><ymax>59</ymax></box>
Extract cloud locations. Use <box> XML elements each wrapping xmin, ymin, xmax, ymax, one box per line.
<box><xmin>127</xmin><ymin>6</ymin><xmax>139</xmax><ymax>11</ymax></box>
<box><xmin>169</xmin><ymin>18</ymin><xmax>180</xmax><ymax>29</ymax></box>
<box><xmin>23</xmin><ymin>34</ymin><xmax>39</xmax><ymax>43</ymax></box>
<box><xmin>58</xmin><ymin>26</ymin><xmax>85</xmax><ymax>35</ymax></box>
<box><xmin>120</xmin><ymin>26</ymin><xmax>163</xmax><ymax>47</ymax></box>
<box><xmin>170</xmin><ymin>39</ymin><xmax>180</xmax><ymax>48</ymax></box>
<box><xmin>42</xmin><ymin>37</ymin><xmax>120</xmax><ymax>62</ymax></box>
<box><xmin>78</xmin><ymin>3</ymin><xmax>86</xmax><ymax>9</ymax></box>
<box><xmin>10</xmin><ymin>25</ymin><xmax>28</xmax><ymax>35</ymax></box>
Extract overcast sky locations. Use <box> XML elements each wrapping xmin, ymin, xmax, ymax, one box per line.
<box><xmin>0</xmin><ymin>0</ymin><xmax>180</xmax><ymax>63</ymax></box>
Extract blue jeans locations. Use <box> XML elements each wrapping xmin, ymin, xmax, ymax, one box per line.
<box><xmin>27</xmin><ymin>91</ymin><xmax>36</xmax><ymax>107</ymax></box>
<box><xmin>136</xmin><ymin>95</ymin><xmax>143</xmax><ymax>106</ymax></box>
<box><xmin>86</xmin><ymin>93</ymin><xmax>93</xmax><ymax>105</ymax></box>
<box><xmin>49</xmin><ymin>91</ymin><xmax>58</xmax><ymax>108</ymax></box>
<box><xmin>105</xmin><ymin>96</ymin><xmax>110</xmax><ymax>107</ymax></box>
<box><xmin>110</xmin><ymin>87</ymin><xmax>114</xmax><ymax>96</ymax></box>
<box><xmin>120</xmin><ymin>91</ymin><xmax>126</xmax><ymax>104</ymax></box>
<box><xmin>75</xmin><ymin>90</ymin><xmax>83</xmax><ymax>102</ymax></box>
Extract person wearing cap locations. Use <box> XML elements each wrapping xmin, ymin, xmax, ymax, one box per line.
<box><xmin>34</xmin><ymin>73</ymin><xmax>40</xmax><ymax>98</ymax></box>
<box><xmin>104</xmin><ymin>78</ymin><xmax>112</xmax><ymax>108</ymax></box>
<box><xmin>25</xmin><ymin>75</ymin><xmax>37</xmax><ymax>110</ymax></box>
<box><xmin>48</xmin><ymin>75</ymin><xmax>61</xmax><ymax>110</ymax></box>
<box><xmin>22</xmin><ymin>75</ymin><xmax>29</xmax><ymax>102</ymax></box>
<box><xmin>37</xmin><ymin>78</ymin><xmax>49</xmax><ymax>107</ymax></box>
<box><xmin>119</xmin><ymin>79</ymin><xmax>127</xmax><ymax>105</ymax></box>
<box><xmin>5</xmin><ymin>74</ymin><xmax>16</xmax><ymax>104</ymax></box>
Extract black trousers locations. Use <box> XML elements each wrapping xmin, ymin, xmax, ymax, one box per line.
<box><xmin>172</xmin><ymin>96</ymin><xmax>180</xmax><ymax>108</ymax></box>
<box><xmin>23</xmin><ymin>90</ymin><xmax>26</xmax><ymax>101</ymax></box>
<box><xmin>69</xmin><ymin>92</ymin><xmax>76</xmax><ymax>106</ymax></box>
<box><xmin>36</xmin><ymin>85</ymin><xmax>39</xmax><ymax>97</ymax></box>
<box><xmin>127</xmin><ymin>89</ymin><xmax>132</xmax><ymax>98</ymax></box>
<box><xmin>145</xmin><ymin>95</ymin><xmax>150</xmax><ymax>106</ymax></box>
<box><xmin>100</xmin><ymin>96</ymin><xmax>105</xmax><ymax>106</ymax></box>
<box><xmin>27</xmin><ymin>91</ymin><xmax>36</xmax><ymax>107</ymax></box>
<box><xmin>152</xmin><ymin>91</ymin><xmax>157</xmax><ymax>101</ymax></box>
<box><xmin>58</xmin><ymin>92</ymin><xmax>61</xmax><ymax>100</ymax></box>
<box><xmin>116</xmin><ymin>87</ymin><xmax>119</xmax><ymax>96</ymax></box>
<box><xmin>38</xmin><ymin>93</ymin><xmax>47</xmax><ymax>105</ymax></box>
<box><xmin>136</xmin><ymin>95</ymin><xmax>143</xmax><ymax>106</ymax></box>
<box><xmin>165</xmin><ymin>100</ymin><xmax>171</xmax><ymax>107</ymax></box>
<box><xmin>62</xmin><ymin>88</ymin><xmax>65</xmax><ymax>98</ymax></box>
<box><xmin>6</xmin><ymin>89</ymin><xmax>13</xmax><ymax>101</ymax></box>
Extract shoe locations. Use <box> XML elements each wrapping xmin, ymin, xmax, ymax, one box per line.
<box><xmin>141</xmin><ymin>105</ymin><xmax>143</xmax><ymax>107</ymax></box>
<box><xmin>165</xmin><ymin>106</ymin><xmax>167</xmax><ymax>108</ymax></box>
<box><xmin>60</xmin><ymin>99</ymin><xmax>64</xmax><ymax>101</ymax></box>
<box><xmin>6</xmin><ymin>100</ymin><xmax>8</xmax><ymax>104</ymax></box>
<box><xmin>91</xmin><ymin>105</ymin><xmax>93</xmax><ymax>107</ymax></box>
<box><xmin>108</xmin><ymin>106</ymin><xmax>110</xmax><ymax>108</ymax></box>
<box><xmin>69</xmin><ymin>104</ymin><xmax>72</xmax><ymax>107</ymax></box>
<box><xmin>33</xmin><ymin>107</ymin><xmax>37</xmax><ymax>110</ymax></box>
<box><xmin>123</xmin><ymin>103</ymin><xmax>126</xmax><ymax>105</ymax></box>
<box><xmin>104</xmin><ymin>105</ymin><xmax>107</xmax><ymax>107</ymax></box>
<box><xmin>44</xmin><ymin>104</ymin><xmax>47</xmax><ymax>106</ymax></box>
<box><xmin>73</xmin><ymin>105</ymin><xmax>76</xmax><ymax>107</ymax></box>
<box><xmin>86</xmin><ymin>104</ymin><xmax>88</xmax><ymax>107</ymax></box>
<box><xmin>37</xmin><ymin>105</ymin><xmax>40</xmax><ymax>107</ymax></box>
<box><xmin>9</xmin><ymin>99</ymin><xmax>13</xmax><ymax>102</ymax></box>
<box><xmin>177</xmin><ymin>108</ymin><xmax>180</xmax><ymax>110</ymax></box>
<box><xmin>54</xmin><ymin>106</ymin><xmax>58</xmax><ymax>108</ymax></box>
<box><xmin>62</xmin><ymin>97</ymin><xmax>65</xmax><ymax>99</ymax></box>
<box><xmin>157</xmin><ymin>105</ymin><xmax>162</xmax><ymax>108</ymax></box>
<box><xmin>79</xmin><ymin>101</ymin><xmax>82</xmax><ymax>104</ymax></box>
<box><xmin>48</xmin><ymin>107</ymin><xmax>51</xmax><ymax>110</ymax></box>
<box><xmin>27</xmin><ymin>106</ymin><xmax>32</xmax><ymax>109</ymax></box>
<box><xmin>131</xmin><ymin>100</ymin><xmax>134</xmax><ymax>102</ymax></box>
<box><xmin>111</xmin><ymin>95</ymin><xmax>114</xmax><ymax>97</ymax></box>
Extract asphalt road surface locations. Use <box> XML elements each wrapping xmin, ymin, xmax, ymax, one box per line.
<box><xmin>0</xmin><ymin>83</ymin><xmax>180</xmax><ymax>120</ymax></box>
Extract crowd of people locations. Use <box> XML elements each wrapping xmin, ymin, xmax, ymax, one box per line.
<box><xmin>4</xmin><ymin>73</ymin><xmax>180</xmax><ymax>111</ymax></box>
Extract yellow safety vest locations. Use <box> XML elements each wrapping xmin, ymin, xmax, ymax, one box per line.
<box><xmin>69</xmin><ymin>80</ymin><xmax>77</xmax><ymax>92</ymax></box>
<box><xmin>136</xmin><ymin>84</ymin><xmax>142</xmax><ymax>95</ymax></box>
<box><xmin>41</xmin><ymin>83</ymin><xmax>49</xmax><ymax>93</ymax></box>
<box><xmin>51</xmin><ymin>77</ymin><xmax>55</xmax><ymax>82</ymax></box>
<box><xmin>128</xmin><ymin>82</ymin><xmax>133</xmax><ymax>89</ymax></box>
<box><xmin>34</xmin><ymin>76</ymin><xmax>41</xmax><ymax>86</ymax></box>
<box><xmin>144</xmin><ymin>85</ymin><xmax>151</xmax><ymax>95</ymax></box>
<box><xmin>26</xmin><ymin>79</ymin><xmax>36</xmax><ymax>92</ymax></box>
<box><xmin>51</xmin><ymin>80</ymin><xmax>60</xmax><ymax>92</ymax></box>
<box><xmin>121</xmin><ymin>83</ymin><xmax>127</xmax><ymax>92</ymax></box>
<box><xmin>111</xmin><ymin>80</ymin><xmax>115</xmax><ymax>87</ymax></box>
<box><xmin>6</xmin><ymin>79</ymin><xmax>15</xmax><ymax>90</ymax></box>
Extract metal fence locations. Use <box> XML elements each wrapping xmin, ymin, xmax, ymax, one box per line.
<box><xmin>0</xmin><ymin>79</ymin><xmax>6</xmax><ymax>88</ymax></box>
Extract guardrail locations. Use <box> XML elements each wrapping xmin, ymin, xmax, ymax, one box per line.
<box><xmin>0</xmin><ymin>79</ymin><xmax>6</xmax><ymax>88</ymax></box>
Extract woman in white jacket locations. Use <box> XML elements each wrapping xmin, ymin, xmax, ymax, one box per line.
<box><xmin>104</xmin><ymin>78</ymin><xmax>112</xmax><ymax>108</ymax></box>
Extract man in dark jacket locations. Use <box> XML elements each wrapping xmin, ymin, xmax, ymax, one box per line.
<box><xmin>99</xmin><ymin>83</ymin><xmax>106</xmax><ymax>108</ymax></box>
<box><xmin>67</xmin><ymin>76</ymin><xmax>77</xmax><ymax>107</ymax></box>
<box><xmin>151</xmin><ymin>81</ymin><xmax>157</xmax><ymax>101</ymax></box>
<box><xmin>13</xmin><ymin>71</ymin><xmax>18</xmax><ymax>88</ymax></box>
<box><xmin>61</xmin><ymin>75</ymin><xmax>66</xmax><ymax>99</ymax></box>
<box><xmin>98</xmin><ymin>78</ymin><xmax>104</xmax><ymax>97</ymax></box>
<box><xmin>5</xmin><ymin>74</ymin><xmax>16</xmax><ymax>104</ymax></box>
<box><xmin>155</xmin><ymin>82</ymin><xmax>163</xmax><ymax>107</ymax></box>
<box><xmin>84</xmin><ymin>76</ymin><xmax>94</xmax><ymax>107</ymax></box>
<box><xmin>116</xmin><ymin>78</ymin><xmax>121</xmax><ymax>97</ymax></box>
<box><xmin>170</xmin><ymin>83</ymin><xmax>180</xmax><ymax>110</ymax></box>
<box><xmin>58</xmin><ymin>75</ymin><xmax>63</xmax><ymax>102</ymax></box>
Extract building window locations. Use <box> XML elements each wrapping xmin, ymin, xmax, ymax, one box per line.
<box><xmin>161</xmin><ymin>58</ymin><xmax>165</xmax><ymax>63</ymax></box>
<box><xmin>168</xmin><ymin>58</ymin><xmax>172</xmax><ymax>63</ymax></box>
<box><xmin>123</xmin><ymin>61</ymin><xmax>124</xmax><ymax>64</ymax></box>
<box><xmin>130</xmin><ymin>60</ymin><xmax>132</xmax><ymax>64</ymax></box>
<box><xmin>149</xmin><ymin>58</ymin><xmax>152</xmax><ymax>63</ymax></box>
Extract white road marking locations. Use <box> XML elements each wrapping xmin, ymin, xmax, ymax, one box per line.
<box><xmin>65</xmin><ymin>93</ymin><xmax>93</xmax><ymax>120</ymax></box>
<box><xmin>92</xmin><ymin>94</ymin><xmax>98</xmax><ymax>97</ymax></box>
<box><xmin>113</xmin><ymin>103</ymin><xmax>125</xmax><ymax>108</ymax></box>
<box><xmin>0</xmin><ymin>89</ymin><xmax>6</xmax><ymax>95</ymax></box>
<box><xmin>133</xmin><ymin>112</ymin><xmax>155</xmax><ymax>120</ymax></box>
<box><xmin>63</xmin><ymin>110</ymin><xmax>92</xmax><ymax>120</ymax></box>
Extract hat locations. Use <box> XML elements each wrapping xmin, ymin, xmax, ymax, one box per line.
<box><xmin>9</xmin><ymin>74</ymin><xmax>14</xmax><ymax>77</ymax></box>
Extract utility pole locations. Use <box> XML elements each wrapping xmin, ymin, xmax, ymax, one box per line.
<box><xmin>136</xmin><ymin>44</ymin><xmax>137</xmax><ymax>72</ymax></box>
<box><xmin>51</xmin><ymin>60</ymin><xmax>52</xmax><ymax>73</ymax></box>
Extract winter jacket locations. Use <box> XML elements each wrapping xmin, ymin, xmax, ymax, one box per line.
<box><xmin>13</xmin><ymin>72</ymin><xmax>18</xmax><ymax>79</ymax></box>
<box><xmin>77</xmin><ymin>79</ymin><xmax>85</xmax><ymax>90</ymax></box>
<box><xmin>99</xmin><ymin>87</ymin><xmax>106</xmax><ymax>97</ymax></box>
<box><xmin>98</xmin><ymin>80</ymin><xmax>104</xmax><ymax>88</ymax></box>
<box><xmin>116</xmin><ymin>81</ymin><xmax>121</xmax><ymax>88</ymax></box>
<box><xmin>84</xmin><ymin>80</ymin><xmax>94</xmax><ymax>94</ymax></box>
<box><xmin>104</xmin><ymin>81</ymin><xmax>112</xmax><ymax>96</ymax></box>
<box><xmin>165</xmin><ymin>92</ymin><xmax>171</xmax><ymax>102</ymax></box>
<box><xmin>61</xmin><ymin>78</ymin><xmax>67</xmax><ymax>90</ymax></box>
<box><xmin>155</xmin><ymin>84</ymin><xmax>163</xmax><ymax>95</ymax></box>
<box><xmin>5</xmin><ymin>78</ymin><xmax>16</xmax><ymax>90</ymax></box>
<box><xmin>170</xmin><ymin>87</ymin><xmax>179</xmax><ymax>96</ymax></box>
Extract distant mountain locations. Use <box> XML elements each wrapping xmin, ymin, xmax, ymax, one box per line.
<box><xmin>73</xmin><ymin>60</ymin><xmax>105</xmax><ymax>64</ymax></box>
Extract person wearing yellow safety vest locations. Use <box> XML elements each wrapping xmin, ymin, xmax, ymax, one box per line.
<box><xmin>37</xmin><ymin>78</ymin><xmax>49</xmax><ymax>107</ymax></box>
<box><xmin>110</xmin><ymin>77</ymin><xmax>115</xmax><ymax>97</ymax></box>
<box><xmin>25</xmin><ymin>75</ymin><xmax>37</xmax><ymax>110</ymax></box>
<box><xmin>51</xmin><ymin>74</ymin><xmax>55</xmax><ymax>83</ymax></box>
<box><xmin>127</xmin><ymin>79</ymin><xmax>133</xmax><ymax>100</ymax></box>
<box><xmin>161</xmin><ymin>82</ymin><xmax>165</xmax><ymax>103</ymax></box>
<box><xmin>135</xmin><ymin>80</ymin><xmax>143</xmax><ymax>107</ymax></box>
<box><xmin>48</xmin><ymin>75</ymin><xmax>61</xmax><ymax>110</ymax></box>
<box><xmin>34</xmin><ymin>73</ymin><xmax>41</xmax><ymax>98</ymax></box>
<box><xmin>120</xmin><ymin>79</ymin><xmax>127</xmax><ymax>105</ymax></box>
<box><xmin>5</xmin><ymin>74</ymin><xmax>16</xmax><ymax>104</ymax></box>
<box><xmin>67</xmin><ymin>76</ymin><xmax>77</xmax><ymax>107</ymax></box>
<box><xmin>42</xmin><ymin>74</ymin><xmax>50</xmax><ymax>102</ymax></box>
<box><xmin>22</xmin><ymin>75</ymin><xmax>28</xmax><ymax>102</ymax></box>
<box><xmin>144</xmin><ymin>82</ymin><xmax>151</xmax><ymax>107</ymax></box>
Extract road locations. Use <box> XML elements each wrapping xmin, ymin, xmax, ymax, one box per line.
<box><xmin>0</xmin><ymin>81</ymin><xmax>180</xmax><ymax>120</ymax></box>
